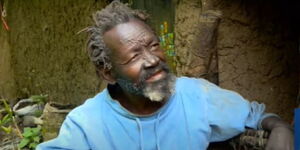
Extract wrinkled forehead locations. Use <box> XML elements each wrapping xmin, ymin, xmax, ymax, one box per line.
<box><xmin>103</xmin><ymin>20</ymin><xmax>156</xmax><ymax>49</ymax></box>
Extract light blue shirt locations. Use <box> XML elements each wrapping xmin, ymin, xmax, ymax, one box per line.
<box><xmin>37</xmin><ymin>77</ymin><xmax>267</xmax><ymax>150</ymax></box>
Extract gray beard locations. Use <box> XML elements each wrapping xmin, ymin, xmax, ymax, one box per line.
<box><xmin>142</xmin><ymin>73</ymin><xmax>176</xmax><ymax>102</ymax></box>
<box><xmin>115</xmin><ymin>64</ymin><xmax>176</xmax><ymax>102</ymax></box>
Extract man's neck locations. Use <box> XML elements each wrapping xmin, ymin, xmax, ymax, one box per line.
<box><xmin>108</xmin><ymin>84</ymin><xmax>165</xmax><ymax>115</ymax></box>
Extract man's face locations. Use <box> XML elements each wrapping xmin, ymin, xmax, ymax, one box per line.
<box><xmin>103</xmin><ymin>19</ymin><xmax>175</xmax><ymax>101</ymax></box>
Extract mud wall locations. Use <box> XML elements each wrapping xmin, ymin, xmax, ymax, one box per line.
<box><xmin>5</xmin><ymin>0</ymin><xmax>107</xmax><ymax>105</ymax></box>
<box><xmin>174</xmin><ymin>0</ymin><xmax>203</xmax><ymax>76</ymax></box>
<box><xmin>0</xmin><ymin>19</ymin><xmax>17</xmax><ymax>101</ymax></box>
<box><xmin>216</xmin><ymin>0</ymin><xmax>299</xmax><ymax>121</ymax></box>
<box><xmin>175</xmin><ymin>0</ymin><xmax>299</xmax><ymax>121</ymax></box>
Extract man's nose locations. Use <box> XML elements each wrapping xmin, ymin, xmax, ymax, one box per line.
<box><xmin>142</xmin><ymin>50</ymin><xmax>159</xmax><ymax>68</ymax></box>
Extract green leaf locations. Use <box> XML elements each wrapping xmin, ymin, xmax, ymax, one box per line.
<box><xmin>22</xmin><ymin>128</ymin><xmax>33</xmax><ymax>138</ymax></box>
<box><xmin>23</xmin><ymin>131</ymin><xmax>33</xmax><ymax>138</ymax></box>
<box><xmin>2</xmin><ymin>99</ymin><xmax>13</xmax><ymax>116</ymax></box>
<box><xmin>24</xmin><ymin>127</ymin><xmax>31</xmax><ymax>133</ymax></box>
<box><xmin>33</xmin><ymin>136</ymin><xmax>40</xmax><ymax>143</ymax></box>
<box><xmin>2</xmin><ymin>114</ymin><xmax>12</xmax><ymax>124</ymax></box>
<box><xmin>31</xmin><ymin>127</ymin><xmax>41</xmax><ymax>136</ymax></box>
<box><xmin>29</xmin><ymin>142</ymin><xmax>38</xmax><ymax>149</ymax></box>
<box><xmin>19</xmin><ymin>138</ymin><xmax>30</xmax><ymax>148</ymax></box>
<box><xmin>22</xmin><ymin>127</ymin><xmax>41</xmax><ymax>137</ymax></box>
<box><xmin>34</xmin><ymin>110</ymin><xmax>43</xmax><ymax>117</ymax></box>
<box><xmin>30</xmin><ymin>95</ymin><xmax>48</xmax><ymax>104</ymax></box>
<box><xmin>1</xmin><ymin>126</ymin><xmax>12</xmax><ymax>134</ymax></box>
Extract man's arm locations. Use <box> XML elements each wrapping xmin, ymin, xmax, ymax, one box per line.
<box><xmin>36</xmin><ymin>115</ymin><xmax>91</xmax><ymax>150</ymax></box>
<box><xmin>261</xmin><ymin>116</ymin><xmax>294</xmax><ymax>150</ymax></box>
<box><xmin>198</xmin><ymin>78</ymin><xmax>294</xmax><ymax>147</ymax></box>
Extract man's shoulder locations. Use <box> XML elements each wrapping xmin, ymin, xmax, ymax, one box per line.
<box><xmin>176</xmin><ymin>76</ymin><xmax>217</xmax><ymax>91</ymax></box>
<box><xmin>67</xmin><ymin>89</ymin><xmax>108</xmax><ymax>120</ymax></box>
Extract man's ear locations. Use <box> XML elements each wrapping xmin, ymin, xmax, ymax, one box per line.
<box><xmin>97</xmin><ymin>67</ymin><xmax>116</xmax><ymax>84</ymax></box>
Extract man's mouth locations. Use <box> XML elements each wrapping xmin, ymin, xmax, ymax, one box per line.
<box><xmin>145</xmin><ymin>70</ymin><xmax>166</xmax><ymax>83</ymax></box>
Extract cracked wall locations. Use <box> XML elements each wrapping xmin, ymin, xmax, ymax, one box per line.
<box><xmin>174</xmin><ymin>0</ymin><xmax>203</xmax><ymax>77</ymax></box>
<box><xmin>175</xmin><ymin>0</ymin><xmax>299</xmax><ymax>121</ymax></box>
<box><xmin>217</xmin><ymin>0</ymin><xmax>299</xmax><ymax>121</ymax></box>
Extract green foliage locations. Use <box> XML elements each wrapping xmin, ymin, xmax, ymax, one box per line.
<box><xmin>30</xmin><ymin>94</ymin><xmax>48</xmax><ymax>105</ymax></box>
<box><xmin>1</xmin><ymin>113</ymin><xmax>12</xmax><ymax>125</ymax></box>
<box><xmin>0</xmin><ymin>99</ymin><xmax>13</xmax><ymax>134</ymax></box>
<box><xmin>2</xmin><ymin>99</ymin><xmax>13</xmax><ymax>116</ymax></box>
<box><xmin>0</xmin><ymin>96</ymin><xmax>46</xmax><ymax>149</ymax></box>
<box><xmin>1</xmin><ymin>125</ymin><xmax>12</xmax><ymax>133</ymax></box>
<box><xmin>19</xmin><ymin>126</ymin><xmax>42</xmax><ymax>149</ymax></box>
<box><xmin>34</xmin><ymin>110</ymin><xmax>43</xmax><ymax>117</ymax></box>
<box><xmin>31</xmin><ymin>94</ymin><xmax>48</xmax><ymax>117</ymax></box>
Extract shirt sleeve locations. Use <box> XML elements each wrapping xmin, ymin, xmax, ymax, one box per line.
<box><xmin>201</xmin><ymin>79</ymin><xmax>266</xmax><ymax>142</ymax></box>
<box><xmin>36</xmin><ymin>115</ymin><xmax>91</xmax><ymax>150</ymax></box>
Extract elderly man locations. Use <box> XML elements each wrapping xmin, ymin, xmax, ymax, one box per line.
<box><xmin>37</xmin><ymin>1</ymin><xmax>293</xmax><ymax>150</ymax></box>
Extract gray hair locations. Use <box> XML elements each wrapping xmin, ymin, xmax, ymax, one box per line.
<box><xmin>86</xmin><ymin>1</ymin><xmax>149</xmax><ymax>71</ymax></box>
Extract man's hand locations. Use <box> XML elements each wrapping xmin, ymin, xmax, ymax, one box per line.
<box><xmin>266</xmin><ymin>126</ymin><xmax>294</xmax><ymax>150</ymax></box>
<box><xmin>261</xmin><ymin>116</ymin><xmax>294</xmax><ymax>150</ymax></box>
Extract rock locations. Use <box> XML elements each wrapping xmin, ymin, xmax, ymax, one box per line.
<box><xmin>12</xmin><ymin>99</ymin><xmax>44</xmax><ymax>117</ymax></box>
<box><xmin>22</xmin><ymin>116</ymin><xmax>43</xmax><ymax>127</ymax></box>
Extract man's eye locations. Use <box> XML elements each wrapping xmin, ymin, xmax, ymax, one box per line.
<box><xmin>150</xmin><ymin>43</ymin><xmax>160</xmax><ymax>51</ymax></box>
<box><xmin>129</xmin><ymin>54</ymin><xmax>139</xmax><ymax>62</ymax></box>
<box><xmin>152</xmin><ymin>43</ymin><xmax>159</xmax><ymax>47</ymax></box>
<box><xmin>121</xmin><ymin>54</ymin><xmax>139</xmax><ymax>65</ymax></box>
